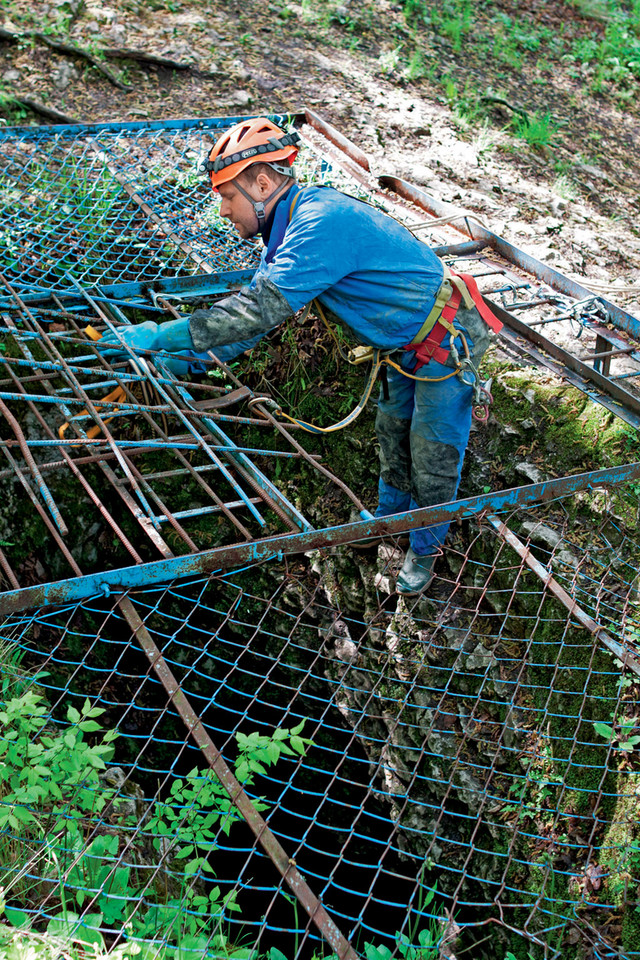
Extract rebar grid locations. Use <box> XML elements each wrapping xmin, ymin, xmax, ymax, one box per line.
<box><xmin>0</xmin><ymin>276</ymin><xmax>385</xmax><ymax>589</ymax></box>
<box><xmin>1</xmin><ymin>478</ymin><xmax>640</xmax><ymax>958</ymax></box>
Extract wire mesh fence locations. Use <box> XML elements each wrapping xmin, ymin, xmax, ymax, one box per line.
<box><xmin>2</xmin><ymin>479</ymin><xmax>640</xmax><ymax>960</ymax></box>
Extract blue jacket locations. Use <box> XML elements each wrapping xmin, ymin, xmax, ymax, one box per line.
<box><xmin>188</xmin><ymin>183</ymin><xmax>461</xmax><ymax>358</ymax></box>
<box><xmin>253</xmin><ymin>183</ymin><xmax>444</xmax><ymax>349</ymax></box>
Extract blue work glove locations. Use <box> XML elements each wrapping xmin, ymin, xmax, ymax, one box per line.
<box><xmin>96</xmin><ymin>318</ymin><xmax>194</xmax><ymax>357</ymax></box>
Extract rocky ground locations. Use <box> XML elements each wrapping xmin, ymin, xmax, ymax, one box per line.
<box><xmin>2</xmin><ymin>3</ymin><xmax>640</xmax><ymax>958</ymax></box>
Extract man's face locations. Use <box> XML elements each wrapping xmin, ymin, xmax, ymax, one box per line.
<box><xmin>218</xmin><ymin>179</ymin><xmax>260</xmax><ymax>239</ymax></box>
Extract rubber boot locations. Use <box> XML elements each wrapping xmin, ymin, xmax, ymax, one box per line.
<box><xmin>396</xmin><ymin>548</ymin><xmax>436</xmax><ymax>596</ymax></box>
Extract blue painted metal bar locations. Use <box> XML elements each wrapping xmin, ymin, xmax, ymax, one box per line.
<box><xmin>0</xmin><ymin>390</ymin><xmax>171</xmax><ymax>413</ymax></box>
<box><xmin>153</xmin><ymin>501</ymin><xmax>259</xmax><ymax>523</ymax></box>
<box><xmin>82</xmin><ymin>287</ymin><xmax>269</xmax><ymax>528</ymax></box>
<box><xmin>0</xmin><ymin>112</ymin><xmax>302</xmax><ymax>140</ymax></box>
<box><xmin>0</xmin><ymin>438</ymin><xmax>319</xmax><ymax>457</ymax></box>
<box><xmin>3</xmin><ymin>459</ymin><xmax>639</xmax><ymax>615</ymax></box>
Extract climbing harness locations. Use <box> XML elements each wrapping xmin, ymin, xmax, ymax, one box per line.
<box><xmin>253</xmin><ymin>262</ymin><xmax>503</xmax><ymax>434</ymax></box>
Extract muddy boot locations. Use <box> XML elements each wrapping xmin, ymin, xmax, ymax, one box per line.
<box><xmin>396</xmin><ymin>548</ymin><xmax>436</xmax><ymax>596</ymax></box>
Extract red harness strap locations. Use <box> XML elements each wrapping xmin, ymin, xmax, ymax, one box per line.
<box><xmin>453</xmin><ymin>271</ymin><xmax>503</xmax><ymax>335</ymax></box>
<box><xmin>406</xmin><ymin>286</ymin><xmax>462</xmax><ymax>370</ymax></box>
<box><xmin>405</xmin><ymin>271</ymin><xmax>503</xmax><ymax>371</ymax></box>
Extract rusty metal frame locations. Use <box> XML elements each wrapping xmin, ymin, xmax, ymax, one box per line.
<box><xmin>3</xmin><ymin>459</ymin><xmax>640</xmax><ymax>616</ymax></box>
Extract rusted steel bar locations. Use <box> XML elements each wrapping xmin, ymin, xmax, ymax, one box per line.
<box><xmin>379</xmin><ymin>174</ymin><xmax>640</xmax><ymax>340</ymax></box>
<box><xmin>1</xmin><ymin>302</ymin><xmax>175</xmax><ymax>559</ymax></box>
<box><xmin>494</xmin><ymin>299</ymin><xmax>640</xmax><ymax>420</ymax></box>
<box><xmin>0</xmin><ymin>395</ymin><xmax>68</xmax><ymax>537</ymax></box>
<box><xmin>486</xmin><ymin>514</ymin><xmax>640</xmax><ymax>676</ymax></box>
<box><xmin>70</xmin><ymin>281</ymin><xmax>269</xmax><ymax>530</ymax></box>
<box><xmin>1</xmin><ymin>278</ymin><xmax>160</xmax><ymax>523</ymax></box>
<box><xmin>152</xmin><ymin>300</ymin><xmax>305</xmax><ymax>531</ymax></box>
<box><xmin>196</xmin><ymin>345</ymin><xmax>370</xmax><ymax>517</ymax></box>
<box><xmin>3</xmin><ymin>364</ymin><xmax>143</xmax><ymax>564</ymax></box>
<box><xmin>304</xmin><ymin>108</ymin><xmax>370</xmax><ymax>172</ymax></box>
<box><xmin>0</xmin><ymin>547</ymin><xmax>19</xmax><ymax>590</ymax></box>
<box><xmin>117</xmin><ymin>595</ymin><xmax>359</xmax><ymax>960</ymax></box>
<box><xmin>4</xmin><ymin>459</ymin><xmax>640</xmax><ymax>615</ymax></box>
<box><xmin>0</xmin><ymin>447</ymin><xmax>81</xmax><ymax>577</ymax></box>
<box><xmin>114</xmin><ymin>386</ymin><xmax>254</xmax><ymax>542</ymax></box>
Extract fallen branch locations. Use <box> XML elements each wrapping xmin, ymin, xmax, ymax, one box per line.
<box><xmin>0</xmin><ymin>27</ymin><xmax>130</xmax><ymax>90</ymax></box>
<box><xmin>101</xmin><ymin>46</ymin><xmax>223</xmax><ymax>79</ymax></box>
<box><xmin>8</xmin><ymin>97</ymin><xmax>79</xmax><ymax>124</ymax></box>
<box><xmin>100</xmin><ymin>46</ymin><xmax>191</xmax><ymax>71</ymax></box>
<box><xmin>35</xmin><ymin>32</ymin><xmax>131</xmax><ymax>90</ymax></box>
<box><xmin>480</xmin><ymin>95</ymin><xmax>530</xmax><ymax>122</ymax></box>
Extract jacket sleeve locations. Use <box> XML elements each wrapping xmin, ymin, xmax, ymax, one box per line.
<box><xmin>188</xmin><ymin>275</ymin><xmax>295</xmax><ymax>352</ymax></box>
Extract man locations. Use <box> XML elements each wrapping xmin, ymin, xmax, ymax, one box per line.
<box><xmin>98</xmin><ymin>117</ymin><xmax>499</xmax><ymax>595</ymax></box>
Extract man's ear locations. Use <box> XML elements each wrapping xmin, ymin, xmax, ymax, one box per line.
<box><xmin>255</xmin><ymin>171</ymin><xmax>276</xmax><ymax>196</ymax></box>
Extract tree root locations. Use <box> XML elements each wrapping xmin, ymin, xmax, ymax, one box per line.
<box><xmin>0</xmin><ymin>27</ymin><xmax>129</xmax><ymax>90</ymax></box>
<box><xmin>6</xmin><ymin>97</ymin><xmax>79</xmax><ymax>125</ymax></box>
<box><xmin>0</xmin><ymin>28</ymin><xmax>221</xmax><ymax>88</ymax></box>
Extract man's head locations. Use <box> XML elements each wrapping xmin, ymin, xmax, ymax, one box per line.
<box><xmin>204</xmin><ymin>118</ymin><xmax>300</xmax><ymax>237</ymax></box>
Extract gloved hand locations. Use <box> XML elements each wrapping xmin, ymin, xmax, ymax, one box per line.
<box><xmin>96</xmin><ymin>321</ymin><xmax>160</xmax><ymax>356</ymax></box>
<box><xmin>96</xmin><ymin>317</ymin><xmax>194</xmax><ymax>358</ymax></box>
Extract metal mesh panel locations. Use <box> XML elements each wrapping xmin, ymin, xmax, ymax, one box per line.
<box><xmin>0</xmin><ymin>115</ymin><xmax>385</xmax><ymax>294</ymax></box>
<box><xmin>2</xmin><ymin>481</ymin><xmax>640</xmax><ymax>959</ymax></box>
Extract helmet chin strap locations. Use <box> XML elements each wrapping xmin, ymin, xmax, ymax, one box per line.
<box><xmin>233</xmin><ymin>175</ymin><xmax>294</xmax><ymax>233</ymax></box>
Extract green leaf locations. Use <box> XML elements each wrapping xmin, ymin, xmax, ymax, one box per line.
<box><xmin>4</xmin><ymin>907</ymin><xmax>31</xmax><ymax>929</ymax></box>
<box><xmin>175</xmin><ymin>844</ymin><xmax>195</xmax><ymax>859</ymax></box>
<box><xmin>593</xmin><ymin>722</ymin><xmax>615</xmax><ymax>741</ymax></box>
<box><xmin>268</xmin><ymin>949</ymin><xmax>289</xmax><ymax>960</ymax></box>
<box><xmin>289</xmin><ymin>720</ymin><xmax>306</xmax><ymax>736</ymax></box>
<box><xmin>47</xmin><ymin>910</ymin><xmax>81</xmax><ymax>941</ymax></box>
<box><xmin>75</xmin><ymin>913</ymin><xmax>105</xmax><ymax>948</ymax></box>
<box><xmin>67</xmin><ymin>706</ymin><xmax>81</xmax><ymax>724</ymax></box>
<box><xmin>364</xmin><ymin>944</ymin><xmax>393</xmax><ymax>960</ymax></box>
<box><xmin>78</xmin><ymin>720</ymin><xmax>103</xmax><ymax>732</ymax></box>
<box><xmin>248</xmin><ymin>758</ymin><xmax>268</xmax><ymax>776</ymax></box>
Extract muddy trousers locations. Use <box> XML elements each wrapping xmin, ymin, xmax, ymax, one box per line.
<box><xmin>374</xmin><ymin>355</ymin><xmax>473</xmax><ymax>556</ymax></box>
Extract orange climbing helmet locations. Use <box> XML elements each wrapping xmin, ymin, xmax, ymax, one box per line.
<box><xmin>204</xmin><ymin>117</ymin><xmax>301</xmax><ymax>191</ymax></box>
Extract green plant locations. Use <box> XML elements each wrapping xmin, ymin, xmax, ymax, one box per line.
<box><xmin>553</xmin><ymin>174</ymin><xmax>578</xmax><ymax>201</ymax></box>
<box><xmin>403</xmin><ymin>0</ymin><xmax>429</xmax><ymax>23</ymax></box>
<box><xmin>405</xmin><ymin>49</ymin><xmax>427</xmax><ymax>81</ymax></box>
<box><xmin>432</xmin><ymin>0</ymin><xmax>473</xmax><ymax>52</ymax></box>
<box><xmin>0</xmin><ymin>897</ymin><xmax>137</xmax><ymax>959</ymax></box>
<box><xmin>0</xmin><ymin>670</ymin><xmax>313</xmax><ymax>959</ymax></box>
<box><xmin>378</xmin><ymin>46</ymin><xmax>404</xmax><ymax>76</ymax></box>
<box><xmin>0</xmin><ymin>693</ymin><xmax>117</xmax><ymax>834</ymax></box>
<box><xmin>504</xmin><ymin>744</ymin><xmax>562</xmax><ymax>822</ymax></box>
<box><xmin>364</xmin><ymin>926</ymin><xmax>441</xmax><ymax>960</ymax></box>
<box><xmin>593</xmin><ymin>717</ymin><xmax>640</xmax><ymax>751</ymax></box>
<box><xmin>511</xmin><ymin>110</ymin><xmax>557</xmax><ymax>148</ymax></box>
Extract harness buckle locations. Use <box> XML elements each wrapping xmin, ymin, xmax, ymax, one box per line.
<box><xmin>348</xmin><ymin>345</ymin><xmax>375</xmax><ymax>365</ymax></box>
